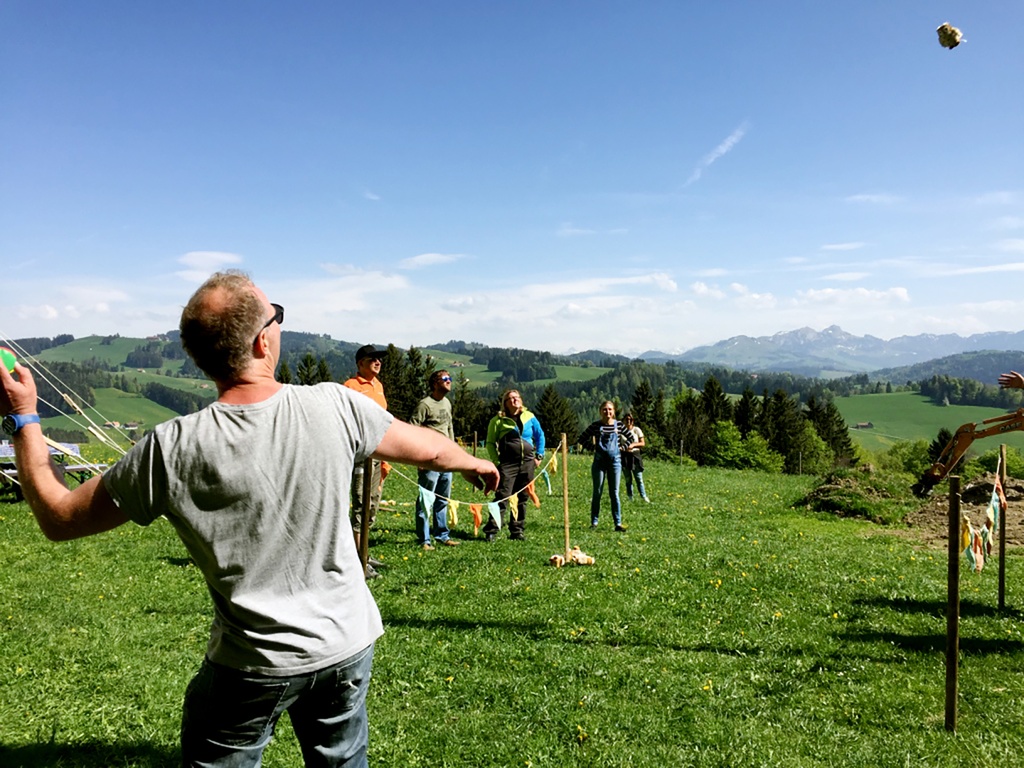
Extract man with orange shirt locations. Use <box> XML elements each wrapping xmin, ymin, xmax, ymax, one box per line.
<box><xmin>344</xmin><ymin>345</ymin><xmax>390</xmax><ymax>575</ymax></box>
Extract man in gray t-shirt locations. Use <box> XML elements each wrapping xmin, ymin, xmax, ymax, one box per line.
<box><xmin>0</xmin><ymin>271</ymin><xmax>499</xmax><ymax>768</ymax></box>
<box><xmin>409</xmin><ymin>369</ymin><xmax>457</xmax><ymax>549</ymax></box>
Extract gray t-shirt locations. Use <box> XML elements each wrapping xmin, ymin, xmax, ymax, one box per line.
<box><xmin>103</xmin><ymin>382</ymin><xmax>393</xmax><ymax>676</ymax></box>
<box><xmin>409</xmin><ymin>394</ymin><xmax>454</xmax><ymax>440</ymax></box>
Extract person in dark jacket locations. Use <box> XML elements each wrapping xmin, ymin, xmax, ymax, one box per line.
<box><xmin>484</xmin><ymin>389</ymin><xmax>545</xmax><ymax>541</ymax></box>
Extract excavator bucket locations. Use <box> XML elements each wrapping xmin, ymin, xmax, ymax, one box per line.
<box><xmin>911</xmin><ymin>473</ymin><xmax>940</xmax><ymax>498</ymax></box>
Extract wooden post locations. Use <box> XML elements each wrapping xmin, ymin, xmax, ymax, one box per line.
<box><xmin>359</xmin><ymin>458</ymin><xmax>373</xmax><ymax>575</ymax></box>
<box><xmin>945</xmin><ymin>475</ymin><xmax>961</xmax><ymax>733</ymax></box>
<box><xmin>999</xmin><ymin>444</ymin><xmax>1007</xmax><ymax>611</ymax></box>
<box><xmin>562</xmin><ymin>433</ymin><xmax>571</xmax><ymax>561</ymax></box>
<box><xmin>473</xmin><ymin>431</ymin><xmax>478</xmax><ymax>457</ymax></box>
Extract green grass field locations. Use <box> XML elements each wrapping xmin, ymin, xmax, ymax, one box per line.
<box><xmin>834</xmin><ymin>391</ymin><xmax>1024</xmax><ymax>455</ymax></box>
<box><xmin>3</xmin><ymin>458</ymin><xmax>1023</xmax><ymax>766</ymax></box>
<box><xmin>40</xmin><ymin>389</ymin><xmax>183</xmax><ymax>449</ymax></box>
<box><xmin>34</xmin><ymin>335</ymin><xmax>147</xmax><ymax>367</ymax></box>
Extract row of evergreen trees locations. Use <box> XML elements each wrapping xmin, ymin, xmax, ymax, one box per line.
<box><xmin>277</xmin><ymin>345</ymin><xmax>857</xmax><ymax>475</ymax></box>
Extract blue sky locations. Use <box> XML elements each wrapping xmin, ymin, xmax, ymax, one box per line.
<box><xmin>3</xmin><ymin>2</ymin><xmax>1022</xmax><ymax>355</ymax></box>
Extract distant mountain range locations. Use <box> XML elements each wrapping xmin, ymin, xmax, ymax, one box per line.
<box><xmin>638</xmin><ymin>325</ymin><xmax>1024</xmax><ymax>378</ymax></box>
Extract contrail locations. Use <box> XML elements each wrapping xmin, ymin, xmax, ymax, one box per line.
<box><xmin>685</xmin><ymin>121</ymin><xmax>749</xmax><ymax>185</ymax></box>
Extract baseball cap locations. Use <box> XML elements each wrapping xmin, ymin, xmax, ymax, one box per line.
<box><xmin>355</xmin><ymin>344</ymin><xmax>386</xmax><ymax>362</ymax></box>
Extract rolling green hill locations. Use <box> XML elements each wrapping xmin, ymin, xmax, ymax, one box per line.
<box><xmin>833</xmin><ymin>391</ymin><xmax>1024</xmax><ymax>455</ymax></box>
<box><xmin>34</xmin><ymin>334</ymin><xmax>186</xmax><ymax>374</ymax></box>
<box><xmin>41</xmin><ymin>388</ymin><xmax>181</xmax><ymax>449</ymax></box>
<box><xmin>25</xmin><ymin>335</ymin><xmax>1024</xmax><ymax>460</ymax></box>
<box><xmin>417</xmin><ymin>349</ymin><xmax>614</xmax><ymax>390</ymax></box>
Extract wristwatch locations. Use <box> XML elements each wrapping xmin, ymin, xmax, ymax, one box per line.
<box><xmin>2</xmin><ymin>413</ymin><xmax>41</xmax><ymax>436</ymax></box>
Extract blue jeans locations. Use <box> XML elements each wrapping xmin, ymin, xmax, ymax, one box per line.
<box><xmin>415</xmin><ymin>469</ymin><xmax>452</xmax><ymax>545</ymax></box>
<box><xmin>591</xmin><ymin>455</ymin><xmax>622</xmax><ymax>526</ymax></box>
<box><xmin>181</xmin><ymin>644</ymin><xmax>374</xmax><ymax>768</ymax></box>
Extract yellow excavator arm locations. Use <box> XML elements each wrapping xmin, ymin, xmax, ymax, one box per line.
<box><xmin>912</xmin><ymin>408</ymin><xmax>1024</xmax><ymax>497</ymax></box>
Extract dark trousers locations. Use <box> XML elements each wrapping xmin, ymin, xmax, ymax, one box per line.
<box><xmin>485</xmin><ymin>459</ymin><xmax>534</xmax><ymax>537</ymax></box>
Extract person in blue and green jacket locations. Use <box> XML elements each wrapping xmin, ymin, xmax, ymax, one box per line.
<box><xmin>484</xmin><ymin>389</ymin><xmax>545</xmax><ymax>542</ymax></box>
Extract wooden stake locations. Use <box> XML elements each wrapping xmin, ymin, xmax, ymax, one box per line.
<box><xmin>359</xmin><ymin>458</ymin><xmax>373</xmax><ymax>574</ymax></box>
<box><xmin>562</xmin><ymin>433</ymin><xmax>570</xmax><ymax>561</ymax></box>
<box><xmin>945</xmin><ymin>476</ymin><xmax>961</xmax><ymax>732</ymax></box>
<box><xmin>999</xmin><ymin>444</ymin><xmax>1007</xmax><ymax>611</ymax></box>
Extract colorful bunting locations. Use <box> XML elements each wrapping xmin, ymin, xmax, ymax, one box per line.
<box><xmin>526</xmin><ymin>480</ymin><xmax>541</xmax><ymax>508</ymax></box>
<box><xmin>418</xmin><ymin>487</ymin><xmax>435</xmax><ymax>514</ymax></box>
<box><xmin>487</xmin><ymin>501</ymin><xmax>501</xmax><ymax>529</ymax></box>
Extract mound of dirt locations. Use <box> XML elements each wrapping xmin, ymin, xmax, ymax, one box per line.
<box><xmin>900</xmin><ymin>473</ymin><xmax>1024</xmax><ymax>548</ymax></box>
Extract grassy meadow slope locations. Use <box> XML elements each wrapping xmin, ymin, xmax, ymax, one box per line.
<box><xmin>43</xmin><ymin>389</ymin><xmax>180</xmax><ymax>435</ymax></box>
<box><xmin>833</xmin><ymin>391</ymin><xmax>1024</xmax><ymax>455</ymax></box>
<box><xmin>423</xmin><ymin>348</ymin><xmax>613</xmax><ymax>389</ymax></box>
<box><xmin>3</xmin><ymin>459</ymin><xmax>1023</xmax><ymax>766</ymax></box>
<box><xmin>36</xmin><ymin>336</ymin><xmax>185</xmax><ymax>376</ymax></box>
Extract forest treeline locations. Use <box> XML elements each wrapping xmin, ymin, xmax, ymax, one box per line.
<box><xmin>271</xmin><ymin>346</ymin><xmax>859</xmax><ymax>475</ymax></box>
<box><xmin>15</xmin><ymin>335</ymin><xmax>1024</xmax><ymax>477</ymax></box>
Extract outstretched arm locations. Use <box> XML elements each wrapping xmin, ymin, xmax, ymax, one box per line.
<box><xmin>1</xmin><ymin>363</ymin><xmax>128</xmax><ymax>541</ymax></box>
<box><xmin>373</xmin><ymin>419</ymin><xmax>500</xmax><ymax>493</ymax></box>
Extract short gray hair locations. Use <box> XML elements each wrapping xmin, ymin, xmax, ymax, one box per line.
<box><xmin>180</xmin><ymin>270</ymin><xmax>265</xmax><ymax>381</ymax></box>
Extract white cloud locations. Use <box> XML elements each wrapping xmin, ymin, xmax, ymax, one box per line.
<box><xmin>958</xmin><ymin>299</ymin><xmax>1021</xmax><ymax>314</ymax></box>
<box><xmin>989</xmin><ymin>216</ymin><xmax>1024</xmax><ymax>231</ymax></box>
<box><xmin>398</xmin><ymin>252</ymin><xmax>465</xmax><ymax>269</ymax></box>
<box><xmin>822</xmin><ymin>272</ymin><xmax>868</xmax><ymax>281</ymax></box>
<box><xmin>175</xmin><ymin>251</ymin><xmax>244</xmax><ymax>282</ymax></box>
<box><xmin>994</xmin><ymin>239</ymin><xmax>1024</xmax><ymax>254</ymax></box>
<box><xmin>845</xmin><ymin>193</ymin><xmax>902</xmax><ymax>205</ymax></box>
<box><xmin>941</xmin><ymin>261</ymin><xmax>1024</xmax><ymax>276</ymax></box>
<box><xmin>797</xmin><ymin>286</ymin><xmax>910</xmax><ymax>305</ymax></box>
<box><xmin>974</xmin><ymin>191</ymin><xmax>1019</xmax><ymax>206</ymax></box>
<box><xmin>440</xmin><ymin>296</ymin><xmax>479</xmax><ymax>314</ymax></box>
<box><xmin>363</xmin><ymin>190</ymin><xmax>381</xmax><ymax>201</ymax></box>
<box><xmin>557</xmin><ymin>222</ymin><xmax>597</xmax><ymax>237</ymax></box>
<box><xmin>14</xmin><ymin>303</ymin><xmax>60</xmax><ymax>321</ymax></box>
<box><xmin>556</xmin><ymin>223</ymin><xmax>627</xmax><ymax>237</ymax></box>
<box><xmin>521</xmin><ymin>272</ymin><xmax>677</xmax><ymax>301</ymax></box>
<box><xmin>691</xmin><ymin>281</ymin><xmax>725</xmax><ymax>299</ymax></box>
<box><xmin>685</xmin><ymin>121</ymin><xmax>749</xmax><ymax>186</ymax></box>
<box><xmin>730</xmin><ymin>282</ymin><xmax>776</xmax><ymax>309</ymax></box>
<box><xmin>821</xmin><ymin>242</ymin><xmax>866</xmax><ymax>251</ymax></box>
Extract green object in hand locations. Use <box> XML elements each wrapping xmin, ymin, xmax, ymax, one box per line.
<box><xmin>0</xmin><ymin>346</ymin><xmax>16</xmax><ymax>373</ymax></box>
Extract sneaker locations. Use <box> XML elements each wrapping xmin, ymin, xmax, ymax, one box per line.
<box><xmin>367</xmin><ymin>557</ymin><xmax>385</xmax><ymax>568</ymax></box>
<box><xmin>590</xmin><ymin>523</ymin><xmax>598</xmax><ymax>530</ymax></box>
<box><xmin>422</xmin><ymin>543</ymin><xmax>435</xmax><ymax>551</ymax></box>
<box><xmin>510</xmin><ymin>533</ymin><xmax>525</xmax><ymax>541</ymax></box>
<box><xmin>442</xmin><ymin>539</ymin><xmax>460</xmax><ymax>547</ymax></box>
<box><xmin>485</xmin><ymin>533</ymin><xmax>497</xmax><ymax>542</ymax></box>
<box><xmin>615</xmin><ymin>524</ymin><xmax>628</xmax><ymax>532</ymax></box>
<box><xmin>364</xmin><ymin>564</ymin><xmax>380</xmax><ymax>580</ymax></box>
<box><xmin>642</xmin><ymin>497</ymin><xmax>651</xmax><ymax>504</ymax></box>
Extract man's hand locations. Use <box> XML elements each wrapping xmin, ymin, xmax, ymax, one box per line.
<box><xmin>461</xmin><ymin>460</ymin><xmax>500</xmax><ymax>495</ymax></box>
<box><xmin>0</xmin><ymin>362</ymin><xmax>38</xmax><ymax>416</ymax></box>
<box><xmin>998</xmin><ymin>371</ymin><xmax>1024</xmax><ymax>390</ymax></box>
